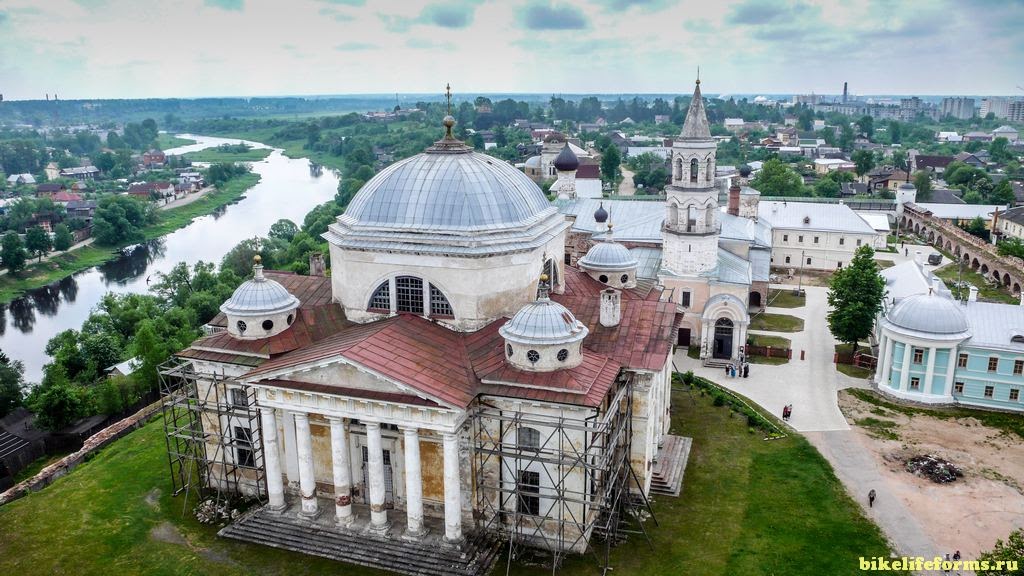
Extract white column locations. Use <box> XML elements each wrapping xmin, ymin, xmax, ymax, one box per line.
<box><xmin>293</xmin><ymin>412</ymin><xmax>320</xmax><ymax>519</ymax></box>
<box><xmin>422</xmin><ymin>282</ymin><xmax>431</xmax><ymax>317</ymax></box>
<box><xmin>877</xmin><ymin>334</ymin><xmax>892</xmax><ymax>383</ymax></box>
<box><xmin>924</xmin><ymin>346</ymin><xmax>938</xmax><ymax>393</ymax></box>
<box><xmin>283</xmin><ymin>411</ymin><xmax>299</xmax><ymax>487</ymax></box>
<box><xmin>328</xmin><ymin>416</ymin><xmax>354</xmax><ymax>527</ymax></box>
<box><xmin>259</xmin><ymin>407</ymin><xmax>286</xmax><ymax>512</ymax></box>
<box><xmin>899</xmin><ymin>343</ymin><xmax>912</xmax><ymax>392</ymax></box>
<box><xmin>442</xmin><ymin>431</ymin><xmax>463</xmax><ymax>544</ymax></box>
<box><xmin>401</xmin><ymin>427</ymin><xmax>426</xmax><ymax>538</ymax></box>
<box><xmin>944</xmin><ymin>346</ymin><xmax>959</xmax><ymax>397</ymax></box>
<box><xmin>365</xmin><ymin>422</ymin><xmax>390</xmax><ymax>533</ymax></box>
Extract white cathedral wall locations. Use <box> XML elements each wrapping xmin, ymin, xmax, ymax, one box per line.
<box><xmin>330</xmin><ymin>232</ymin><xmax>566</xmax><ymax>332</ymax></box>
<box><xmin>770</xmin><ymin>229</ymin><xmax>880</xmax><ymax>271</ymax></box>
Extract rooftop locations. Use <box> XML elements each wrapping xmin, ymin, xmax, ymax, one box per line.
<box><xmin>757</xmin><ymin>201</ymin><xmax>877</xmax><ymax>234</ymax></box>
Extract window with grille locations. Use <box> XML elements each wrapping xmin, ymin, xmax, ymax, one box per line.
<box><xmin>1010</xmin><ymin>389</ymin><xmax>1020</xmax><ymax>401</ymax></box>
<box><xmin>369</xmin><ymin>281</ymin><xmax>390</xmax><ymax>311</ymax></box>
<box><xmin>429</xmin><ymin>284</ymin><xmax>453</xmax><ymax>316</ymax></box>
<box><xmin>984</xmin><ymin>385</ymin><xmax>994</xmax><ymax>398</ymax></box>
<box><xmin>954</xmin><ymin>381</ymin><xmax>964</xmax><ymax>394</ymax></box>
<box><xmin>234</xmin><ymin>426</ymin><xmax>255</xmax><ymax>468</ymax></box>
<box><xmin>1014</xmin><ymin>360</ymin><xmax>1023</xmax><ymax>376</ymax></box>
<box><xmin>912</xmin><ymin>348</ymin><xmax>923</xmax><ymax>364</ymax></box>
<box><xmin>988</xmin><ymin>357</ymin><xmax>999</xmax><ymax>372</ymax></box>
<box><xmin>958</xmin><ymin>353</ymin><xmax>968</xmax><ymax>368</ymax></box>
<box><xmin>910</xmin><ymin>377</ymin><xmax>920</xmax><ymax>390</ymax></box>
<box><xmin>395</xmin><ymin>276</ymin><xmax>424</xmax><ymax>314</ymax></box>
<box><xmin>517</xmin><ymin>470</ymin><xmax>540</xmax><ymax>515</ymax></box>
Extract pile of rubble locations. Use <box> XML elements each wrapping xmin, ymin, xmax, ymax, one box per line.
<box><xmin>904</xmin><ymin>454</ymin><xmax>963</xmax><ymax>483</ymax></box>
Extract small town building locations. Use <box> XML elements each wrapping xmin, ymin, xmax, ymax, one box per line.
<box><xmin>758</xmin><ymin>200</ymin><xmax>881</xmax><ymax>270</ymax></box>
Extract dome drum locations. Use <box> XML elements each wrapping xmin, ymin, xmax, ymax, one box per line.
<box><xmin>220</xmin><ymin>264</ymin><xmax>301</xmax><ymax>340</ymax></box>
<box><xmin>500</xmin><ymin>288</ymin><xmax>589</xmax><ymax>372</ymax></box>
<box><xmin>885</xmin><ymin>293</ymin><xmax>971</xmax><ymax>338</ymax></box>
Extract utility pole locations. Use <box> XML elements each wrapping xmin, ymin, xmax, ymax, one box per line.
<box><xmin>797</xmin><ymin>249</ymin><xmax>806</xmax><ymax>294</ymax></box>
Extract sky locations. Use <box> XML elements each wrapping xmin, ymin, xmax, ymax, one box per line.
<box><xmin>1</xmin><ymin>0</ymin><xmax>1023</xmax><ymax>100</ymax></box>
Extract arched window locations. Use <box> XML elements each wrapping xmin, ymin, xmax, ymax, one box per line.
<box><xmin>429</xmin><ymin>283</ymin><xmax>453</xmax><ymax>316</ymax></box>
<box><xmin>690</xmin><ymin>158</ymin><xmax>698</xmax><ymax>183</ymax></box>
<box><xmin>395</xmin><ymin>276</ymin><xmax>424</xmax><ymax>314</ymax></box>
<box><xmin>368</xmin><ymin>281</ymin><xmax>390</xmax><ymax>311</ymax></box>
<box><xmin>674</xmin><ymin>157</ymin><xmax>683</xmax><ymax>181</ymax></box>
<box><xmin>517</xmin><ymin>427</ymin><xmax>541</xmax><ymax>450</ymax></box>
<box><xmin>706</xmin><ymin>158</ymin><xmax>713</xmax><ymax>182</ymax></box>
<box><xmin>667</xmin><ymin>201</ymin><xmax>679</xmax><ymax>227</ymax></box>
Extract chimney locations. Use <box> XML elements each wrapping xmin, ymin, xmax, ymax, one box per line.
<box><xmin>308</xmin><ymin>252</ymin><xmax>326</xmax><ymax>276</ymax></box>
<box><xmin>728</xmin><ymin>183</ymin><xmax>740</xmax><ymax>216</ymax></box>
<box><xmin>968</xmin><ymin>286</ymin><xmax>978</xmax><ymax>302</ymax></box>
<box><xmin>600</xmin><ymin>288</ymin><xmax>621</xmax><ymax>327</ymax></box>
<box><xmin>931</xmin><ymin>276</ymin><xmax>941</xmax><ymax>295</ymax></box>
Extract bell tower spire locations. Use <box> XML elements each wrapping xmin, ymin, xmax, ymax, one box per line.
<box><xmin>661</xmin><ymin>77</ymin><xmax>719</xmax><ymax>276</ymax></box>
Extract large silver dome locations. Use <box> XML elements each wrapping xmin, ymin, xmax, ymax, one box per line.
<box><xmin>500</xmin><ymin>297</ymin><xmax>589</xmax><ymax>346</ymax></box>
<box><xmin>888</xmin><ymin>293</ymin><xmax>969</xmax><ymax>335</ymax></box>
<box><xmin>341</xmin><ymin>149</ymin><xmax>554</xmax><ymax>233</ymax></box>
<box><xmin>220</xmin><ymin>265</ymin><xmax>300</xmax><ymax>318</ymax></box>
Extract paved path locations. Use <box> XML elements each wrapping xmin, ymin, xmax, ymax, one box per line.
<box><xmin>674</xmin><ymin>285</ymin><xmax>861</xmax><ymax>432</ymax></box>
<box><xmin>159</xmin><ymin>186</ymin><xmax>214</xmax><ymax>211</ymax></box>
<box><xmin>0</xmin><ymin>237</ymin><xmax>95</xmax><ymax>277</ymax></box>
<box><xmin>806</xmin><ymin>430</ymin><xmax>941</xmax><ymax>558</ymax></box>
<box><xmin>617</xmin><ymin>167</ymin><xmax>635</xmax><ymax>196</ymax></box>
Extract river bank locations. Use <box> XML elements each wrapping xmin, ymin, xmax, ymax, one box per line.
<box><xmin>0</xmin><ymin>173</ymin><xmax>260</xmax><ymax>304</ymax></box>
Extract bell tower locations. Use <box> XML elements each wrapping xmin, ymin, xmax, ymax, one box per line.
<box><xmin>662</xmin><ymin>77</ymin><xmax>719</xmax><ymax>276</ymax></box>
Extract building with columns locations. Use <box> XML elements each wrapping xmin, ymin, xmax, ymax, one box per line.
<box><xmin>165</xmin><ymin>112</ymin><xmax>683</xmax><ymax>574</ymax></box>
<box><xmin>871</xmin><ymin>260</ymin><xmax>1024</xmax><ymax>412</ymax></box>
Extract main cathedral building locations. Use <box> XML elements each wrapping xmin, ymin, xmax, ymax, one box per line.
<box><xmin>165</xmin><ymin>82</ymin><xmax>735</xmax><ymax>575</ymax></box>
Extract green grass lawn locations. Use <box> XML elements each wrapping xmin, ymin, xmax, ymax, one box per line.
<box><xmin>0</xmin><ymin>389</ymin><xmax>901</xmax><ymax>576</ymax></box>
<box><xmin>833</xmin><ymin>344</ymin><xmax>875</xmax><ymax>379</ymax></box>
<box><xmin>846</xmin><ymin>388</ymin><xmax>1024</xmax><ymax>440</ymax></box>
<box><xmin>0</xmin><ymin>174</ymin><xmax>260</xmax><ymax>304</ymax></box>
<box><xmin>157</xmin><ymin>134</ymin><xmax>197</xmax><ymax>149</ymax></box>
<box><xmin>766</xmin><ymin>288</ymin><xmax>805</xmax><ymax>308</ymax></box>
<box><xmin>746</xmin><ymin>334</ymin><xmax>791</xmax><ymax>365</ymax></box>
<box><xmin>933</xmin><ymin>262</ymin><xmax>1017</xmax><ymax>304</ymax></box>
<box><xmin>687</xmin><ymin>346</ymin><xmax>701</xmax><ymax>359</ymax></box>
<box><xmin>184</xmin><ymin>148</ymin><xmax>272</xmax><ymax>163</ymax></box>
<box><xmin>749</xmin><ymin>312</ymin><xmax>804</xmax><ymax>333</ymax></box>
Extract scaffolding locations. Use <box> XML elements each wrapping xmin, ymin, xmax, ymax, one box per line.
<box><xmin>159</xmin><ymin>358</ymin><xmax>266</xmax><ymax>514</ymax></box>
<box><xmin>470</xmin><ymin>375</ymin><xmax>656</xmax><ymax>575</ymax></box>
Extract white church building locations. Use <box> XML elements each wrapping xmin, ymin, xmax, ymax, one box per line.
<box><xmin>163</xmin><ymin>109</ymin><xmax>684</xmax><ymax>575</ymax></box>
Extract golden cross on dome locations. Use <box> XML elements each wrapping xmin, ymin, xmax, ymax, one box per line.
<box><xmin>445</xmin><ymin>83</ymin><xmax>452</xmax><ymax>116</ymax></box>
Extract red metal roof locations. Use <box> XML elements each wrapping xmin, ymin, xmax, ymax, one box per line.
<box><xmin>181</xmin><ymin>267</ymin><xmax>677</xmax><ymax>410</ymax></box>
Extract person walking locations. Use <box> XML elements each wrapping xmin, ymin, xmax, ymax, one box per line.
<box><xmin>786</xmin><ymin>404</ymin><xmax>793</xmax><ymax>421</ymax></box>
<box><xmin>725</xmin><ymin>364</ymin><xmax>730</xmax><ymax>377</ymax></box>
<box><xmin>782</xmin><ymin>405</ymin><xmax>790</xmax><ymax>421</ymax></box>
<box><xmin>868</xmin><ymin>489</ymin><xmax>876</xmax><ymax>508</ymax></box>
<box><xmin>743</xmin><ymin>363</ymin><xmax>749</xmax><ymax>378</ymax></box>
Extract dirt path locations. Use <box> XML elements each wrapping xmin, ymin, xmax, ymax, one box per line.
<box><xmin>159</xmin><ymin>186</ymin><xmax>214</xmax><ymax>211</ymax></box>
<box><xmin>618</xmin><ymin>167</ymin><xmax>635</xmax><ymax>196</ymax></box>
<box><xmin>0</xmin><ymin>237</ymin><xmax>96</xmax><ymax>277</ymax></box>
<box><xmin>837</xmin><ymin>391</ymin><xmax>1024</xmax><ymax>560</ymax></box>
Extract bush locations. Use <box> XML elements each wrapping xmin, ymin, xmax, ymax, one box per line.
<box><xmin>712</xmin><ymin>395</ymin><xmax>726</xmax><ymax>407</ymax></box>
<box><xmin>681</xmin><ymin>370</ymin><xmax>694</xmax><ymax>385</ymax></box>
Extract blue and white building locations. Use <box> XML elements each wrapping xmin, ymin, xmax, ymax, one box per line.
<box><xmin>873</xmin><ymin>260</ymin><xmax>1024</xmax><ymax>412</ymax></box>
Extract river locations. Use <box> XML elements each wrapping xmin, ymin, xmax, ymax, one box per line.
<box><xmin>0</xmin><ymin>135</ymin><xmax>339</xmax><ymax>383</ymax></box>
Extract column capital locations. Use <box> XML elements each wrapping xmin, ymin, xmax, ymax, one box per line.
<box><xmin>364</xmin><ymin>421</ymin><xmax>381</xmax><ymax>430</ymax></box>
<box><xmin>292</xmin><ymin>411</ymin><xmax>309</xmax><ymax>422</ymax></box>
<box><xmin>259</xmin><ymin>406</ymin><xmax>276</xmax><ymax>416</ymax></box>
<box><xmin>399</xmin><ymin>425</ymin><xmax>419</xmax><ymax>435</ymax></box>
<box><xmin>325</xmin><ymin>415</ymin><xmax>344</xmax><ymax>425</ymax></box>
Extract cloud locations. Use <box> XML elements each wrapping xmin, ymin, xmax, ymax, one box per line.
<box><xmin>0</xmin><ymin>11</ymin><xmax>7</xmax><ymax>25</ymax></box>
<box><xmin>316</xmin><ymin>0</ymin><xmax>364</xmax><ymax>5</ymax></box>
<box><xmin>420</xmin><ymin>3</ymin><xmax>473</xmax><ymax>28</ymax></box>
<box><xmin>204</xmin><ymin>0</ymin><xmax>243</xmax><ymax>11</ymax></box>
<box><xmin>334</xmin><ymin>41</ymin><xmax>377</xmax><ymax>51</ymax></box>
<box><xmin>378</xmin><ymin>13</ymin><xmax>413</xmax><ymax>32</ymax></box>
<box><xmin>318</xmin><ymin>6</ymin><xmax>354</xmax><ymax>21</ymax></box>
<box><xmin>727</xmin><ymin>0</ymin><xmax>813</xmax><ymax>25</ymax></box>
<box><xmin>520</xmin><ymin>2</ymin><xmax>588</xmax><ymax>30</ymax></box>
<box><xmin>594</xmin><ymin>0</ymin><xmax>672</xmax><ymax>11</ymax></box>
<box><xmin>406</xmin><ymin>37</ymin><xmax>456</xmax><ymax>50</ymax></box>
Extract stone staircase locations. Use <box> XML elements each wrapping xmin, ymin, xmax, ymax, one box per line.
<box><xmin>220</xmin><ymin>508</ymin><xmax>501</xmax><ymax>576</ymax></box>
<box><xmin>702</xmin><ymin>357</ymin><xmax>733</xmax><ymax>369</ymax></box>
<box><xmin>650</xmin><ymin>435</ymin><xmax>692</xmax><ymax>497</ymax></box>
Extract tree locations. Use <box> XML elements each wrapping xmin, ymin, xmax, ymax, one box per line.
<box><xmin>25</xmin><ymin>225</ymin><xmax>52</xmax><ymax>262</ymax></box>
<box><xmin>892</xmin><ymin>149</ymin><xmax>908</xmax><ymax>172</ymax></box>
<box><xmin>839</xmin><ymin>123</ymin><xmax>855</xmax><ymax>152</ymax></box>
<box><xmin>53</xmin><ymin>223</ymin><xmax>74</xmax><ymax>251</ymax></box>
<box><xmin>600</xmin><ymin>144</ymin><xmax>621</xmax><ymax>183</ymax></box>
<box><xmin>92</xmin><ymin>195</ymin><xmax>152</xmax><ymax>245</ymax></box>
<box><xmin>814</xmin><ymin>177</ymin><xmax>841</xmax><ymax>198</ymax></box>
<box><xmin>991</xmin><ymin>180</ymin><xmax>1015</xmax><ymax>205</ymax></box>
<box><xmin>913</xmin><ymin>171</ymin><xmax>932</xmax><ymax>202</ymax></box>
<box><xmin>268</xmin><ymin>219</ymin><xmax>299</xmax><ymax>242</ymax></box>
<box><xmin>989</xmin><ymin>137</ymin><xmax>1012</xmax><ymax>164</ymax></box>
<box><xmin>887</xmin><ymin>121</ymin><xmax>902</xmax><ymax>144</ymax></box>
<box><xmin>961</xmin><ymin>216</ymin><xmax>989</xmax><ymax>241</ymax></box>
<box><xmin>1</xmin><ymin>232</ymin><xmax>27</xmax><ymax>274</ymax></box>
<box><xmin>749</xmin><ymin>158</ymin><xmax>807</xmax><ymax>196</ymax></box>
<box><xmin>0</xmin><ymin>351</ymin><xmax>25</xmax><ymax>418</ymax></box>
<box><xmin>29</xmin><ymin>366</ymin><xmax>85</xmax><ymax>431</ymax></box>
<box><xmin>977</xmin><ymin>528</ymin><xmax>1023</xmax><ymax>576</ymax></box>
<box><xmin>852</xmin><ymin>149</ymin><xmax>876</xmax><ymax>177</ymax></box>
<box><xmin>826</xmin><ymin>245</ymin><xmax>885</xmax><ymax>354</ymax></box>
<box><xmin>856</xmin><ymin>116</ymin><xmax>874</xmax><ymax>140</ymax></box>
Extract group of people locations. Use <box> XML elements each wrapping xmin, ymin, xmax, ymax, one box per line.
<box><xmin>782</xmin><ymin>404</ymin><xmax>794</xmax><ymax>421</ymax></box>
<box><xmin>724</xmin><ymin>361</ymin><xmax>749</xmax><ymax>378</ymax></box>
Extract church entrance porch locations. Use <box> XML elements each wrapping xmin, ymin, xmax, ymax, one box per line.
<box><xmin>712</xmin><ymin>318</ymin><xmax>734</xmax><ymax>359</ymax></box>
<box><xmin>220</xmin><ymin>496</ymin><xmax>500</xmax><ymax>576</ymax></box>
